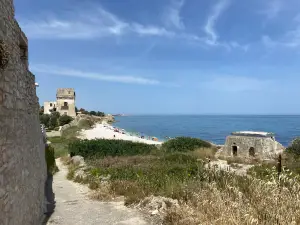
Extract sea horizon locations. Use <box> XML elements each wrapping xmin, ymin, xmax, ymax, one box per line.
<box><xmin>114</xmin><ymin>114</ymin><xmax>300</xmax><ymax>116</ymax></box>
<box><xmin>114</xmin><ymin>115</ymin><xmax>300</xmax><ymax>147</ymax></box>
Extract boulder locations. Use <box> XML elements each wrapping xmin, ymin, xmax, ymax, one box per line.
<box><xmin>71</xmin><ymin>155</ymin><xmax>85</xmax><ymax>166</ymax></box>
<box><xmin>138</xmin><ymin>195</ymin><xmax>179</xmax><ymax>215</ymax></box>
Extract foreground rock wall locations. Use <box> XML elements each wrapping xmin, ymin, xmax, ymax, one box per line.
<box><xmin>0</xmin><ymin>0</ymin><xmax>47</xmax><ymax>224</ymax></box>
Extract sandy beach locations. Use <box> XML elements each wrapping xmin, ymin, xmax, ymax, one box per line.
<box><xmin>81</xmin><ymin>123</ymin><xmax>163</xmax><ymax>145</ymax></box>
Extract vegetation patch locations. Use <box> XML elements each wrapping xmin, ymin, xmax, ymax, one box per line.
<box><xmin>48</xmin><ymin>136</ymin><xmax>70</xmax><ymax>158</ymax></box>
<box><xmin>68</xmin><ymin>139</ymin><xmax>157</xmax><ymax>158</ymax></box>
<box><xmin>45</xmin><ymin>145</ymin><xmax>59</xmax><ymax>174</ymax></box>
<box><xmin>162</xmin><ymin>137</ymin><xmax>211</xmax><ymax>153</ymax></box>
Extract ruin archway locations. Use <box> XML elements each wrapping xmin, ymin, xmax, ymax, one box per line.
<box><xmin>232</xmin><ymin>145</ymin><xmax>238</xmax><ymax>156</ymax></box>
<box><xmin>249</xmin><ymin>147</ymin><xmax>255</xmax><ymax>157</ymax></box>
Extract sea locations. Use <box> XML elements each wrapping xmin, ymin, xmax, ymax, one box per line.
<box><xmin>114</xmin><ymin>115</ymin><xmax>300</xmax><ymax>147</ymax></box>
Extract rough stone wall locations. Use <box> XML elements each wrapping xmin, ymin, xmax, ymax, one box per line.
<box><xmin>0</xmin><ymin>0</ymin><xmax>47</xmax><ymax>224</ymax></box>
<box><xmin>219</xmin><ymin>135</ymin><xmax>284</xmax><ymax>159</ymax></box>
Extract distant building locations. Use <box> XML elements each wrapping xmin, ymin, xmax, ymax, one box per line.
<box><xmin>218</xmin><ymin>131</ymin><xmax>284</xmax><ymax>159</ymax></box>
<box><xmin>44</xmin><ymin>88</ymin><xmax>76</xmax><ymax>117</ymax></box>
<box><xmin>44</xmin><ymin>101</ymin><xmax>56</xmax><ymax>114</ymax></box>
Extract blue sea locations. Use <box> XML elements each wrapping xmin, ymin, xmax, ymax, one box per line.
<box><xmin>114</xmin><ymin>115</ymin><xmax>300</xmax><ymax>146</ymax></box>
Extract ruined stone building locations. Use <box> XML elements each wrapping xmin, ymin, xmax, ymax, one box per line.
<box><xmin>44</xmin><ymin>88</ymin><xmax>76</xmax><ymax>117</ymax></box>
<box><xmin>219</xmin><ymin>131</ymin><xmax>284</xmax><ymax>159</ymax></box>
<box><xmin>0</xmin><ymin>0</ymin><xmax>47</xmax><ymax>224</ymax></box>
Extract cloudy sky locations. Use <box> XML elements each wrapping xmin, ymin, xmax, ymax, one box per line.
<box><xmin>14</xmin><ymin>0</ymin><xmax>300</xmax><ymax>114</ymax></box>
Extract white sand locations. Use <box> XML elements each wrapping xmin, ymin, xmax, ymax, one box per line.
<box><xmin>81</xmin><ymin>123</ymin><xmax>162</xmax><ymax>145</ymax></box>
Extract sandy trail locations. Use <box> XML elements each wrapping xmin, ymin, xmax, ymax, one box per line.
<box><xmin>81</xmin><ymin>123</ymin><xmax>162</xmax><ymax>145</ymax></box>
<box><xmin>46</xmin><ymin>159</ymin><xmax>152</xmax><ymax>225</ymax></box>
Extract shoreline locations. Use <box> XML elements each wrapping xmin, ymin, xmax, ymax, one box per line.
<box><xmin>80</xmin><ymin>122</ymin><xmax>163</xmax><ymax>145</ymax></box>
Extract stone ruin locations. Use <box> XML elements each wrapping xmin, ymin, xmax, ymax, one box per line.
<box><xmin>218</xmin><ymin>131</ymin><xmax>285</xmax><ymax>160</ymax></box>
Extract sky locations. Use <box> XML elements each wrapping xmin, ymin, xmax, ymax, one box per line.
<box><xmin>14</xmin><ymin>0</ymin><xmax>300</xmax><ymax>114</ymax></box>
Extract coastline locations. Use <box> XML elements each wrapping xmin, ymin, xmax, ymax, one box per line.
<box><xmin>80</xmin><ymin>122</ymin><xmax>163</xmax><ymax>145</ymax></box>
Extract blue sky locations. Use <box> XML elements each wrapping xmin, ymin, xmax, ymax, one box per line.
<box><xmin>14</xmin><ymin>0</ymin><xmax>300</xmax><ymax>114</ymax></box>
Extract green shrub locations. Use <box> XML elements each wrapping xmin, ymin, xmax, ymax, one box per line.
<box><xmin>48</xmin><ymin>112</ymin><xmax>60</xmax><ymax>129</ymax></box>
<box><xmin>45</xmin><ymin>145</ymin><xmax>58</xmax><ymax>174</ymax></box>
<box><xmin>96</xmin><ymin>111</ymin><xmax>105</xmax><ymax>117</ymax></box>
<box><xmin>59</xmin><ymin>115</ymin><xmax>73</xmax><ymax>126</ymax></box>
<box><xmin>48</xmin><ymin>136</ymin><xmax>70</xmax><ymax>158</ymax></box>
<box><xmin>68</xmin><ymin>139</ymin><xmax>157</xmax><ymax>158</ymax></box>
<box><xmin>162</xmin><ymin>137</ymin><xmax>211</xmax><ymax>153</ymax></box>
<box><xmin>286</xmin><ymin>138</ymin><xmax>300</xmax><ymax>156</ymax></box>
<box><xmin>89</xmin><ymin>111</ymin><xmax>97</xmax><ymax>116</ymax></box>
<box><xmin>40</xmin><ymin>114</ymin><xmax>50</xmax><ymax>127</ymax></box>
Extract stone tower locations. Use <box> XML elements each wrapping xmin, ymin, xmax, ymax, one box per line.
<box><xmin>56</xmin><ymin>88</ymin><xmax>76</xmax><ymax>117</ymax></box>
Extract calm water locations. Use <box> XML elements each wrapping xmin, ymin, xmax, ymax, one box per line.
<box><xmin>114</xmin><ymin>115</ymin><xmax>300</xmax><ymax>146</ymax></box>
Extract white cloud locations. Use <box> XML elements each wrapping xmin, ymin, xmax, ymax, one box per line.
<box><xmin>229</xmin><ymin>42</ymin><xmax>249</xmax><ymax>52</ymax></box>
<box><xmin>262</xmin><ymin>16</ymin><xmax>300</xmax><ymax>49</ymax></box>
<box><xmin>131</xmin><ymin>23</ymin><xmax>175</xmax><ymax>37</ymax></box>
<box><xmin>260</xmin><ymin>0</ymin><xmax>283</xmax><ymax>19</ymax></box>
<box><xmin>201</xmin><ymin>75</ymin><xmax>274</xmax><ymax>92</ymax></box>
<box><xmin>19</xmin><ymin>2</ymin><xmax>249</xmax><ymax>52</ymax></box>
<box><xmin>201</xmin><ymin>0</ymin><xmax>248</xmax><ymax>51</ymax></box>
<box><xmin>19</xmin><ymin>5</ymin><xmax>177</xmax><ymax>40</ymax></box>
<box><xmin>204</xmin><ymin>0</ymin><xmax>230</xmax><ymax>46</ymax></box>
<box><xmin>163</xmin><ymin>0</ymin><xmax>185</xmax><ymax>29</ymax></box>
<box><xmin>31</xmin><ymin>64</ymin><xmax>160</xmax><ymax>85</ymax></box>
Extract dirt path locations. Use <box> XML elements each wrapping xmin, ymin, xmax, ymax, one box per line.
<box><xmin>47</xmin><ymin>159</ymin><xmax>152</xmax><ymax>225</ymax></box>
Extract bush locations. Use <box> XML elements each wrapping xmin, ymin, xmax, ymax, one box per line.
<box><xmin>286</xmin><ymin>138</ymin><xmax>300</xmax><ymax>156</ymax></box>
<box><xmin>162</xmin><ymin>137</ymin><xmax>211</xmax><ymax>153</ymax></box>
<box><xmin>40</xmin><ymin>114</ymin><xmax>50</xmax><ymax>126</ymax></box>
<box><xmin>68</xmin><ymin>139</ymin><xmax>157</xmax><ymax>158</ymax></box>
<box><xmin>90</xmin><ymin>111</ymin><xmax>97</xmax><ymax>116</ymax></box>
<box><xmin>45</xmin><ymin>145</ymin><xmax>58</xmax><ymax>174</ymax></box>
<box><xmin>59</xmin><ymin>115</ymin><xmax>73</xmax><ymax>126</ymax></box>
<box><xmin>96</xmin><ymin>111</ymin><xmax>105</xmax><ymax>117</ymax></box>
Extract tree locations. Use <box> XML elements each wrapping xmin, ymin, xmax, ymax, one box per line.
<box><xmin>79</xmin><ymin>108</ymin><xmax>88</xmax><ymax>114</ymax></box>
<box><xmin>48</xmin><ymin>112</ymin><xmax>60</xmax><ymax>129</ymax></box>
<box><xmin>59</xmin><ymin>115</ymin><xmax>73</xmax><ymax>126</ymax></box>
<box><xmin>96</xmin><ymin>111</ymin><xmax>105</xmax><ymax>117</ymax></box>
<box><xmin>49</xmin><ymin>116</ymin><xmax>58</xmax><ymax>129</ymax></box>
<box><xmin>39</xmin><ymin>106</ymin><xmax>44</xmax><ymax>116</ymax></box>
<box><xmin>51</xmin><ymin>111</ymin><xmax>60</xmax><ymax>119</ymax></box>
<box><xmin>89</xmin><ymin>111</ymin><xmax>97</xmax><ymax>116</ymax></box>
<box><xmin>40</xmin><ymin>114</ymin><xmax>50</xmax><ymax>126</ymax></box>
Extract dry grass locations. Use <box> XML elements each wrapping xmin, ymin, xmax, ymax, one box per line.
<box><xmin>190</xmin><ymin>147</ymin><xmax>217</xmax><ymax>161</ymax></box>
<box><xmin>60</xmin><ymin>155</ymin><xmax>71</xmax><ymax>165</ymax></box>
<box><xmin>163</xmin><ymin>170</ymin><xmax>300</xmax><ymax>225</ymax></box>
<box><xmin>89</xmin><ymin>183</ymin><xmax>114</xmax><ymax>201</ymax></box>
<box><xmin>219</xmin><ymin>156</ymin><xmax>262</xmax><ymax>165</ymax></box>
<box><xmin>66</xmin><ymin>164</ymin><xmax>78</xmax><ymax>180</ymax></box>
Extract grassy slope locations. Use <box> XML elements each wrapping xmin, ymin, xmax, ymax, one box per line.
<box><xmin>48</xmin><ymin>118</ymin><xmax>95</xmax><ymax>158</ymax></box>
